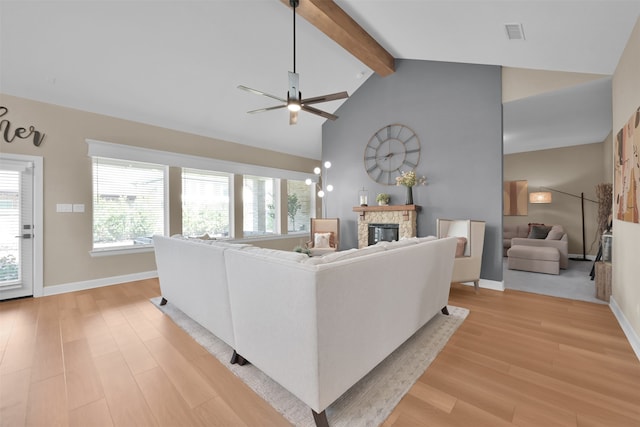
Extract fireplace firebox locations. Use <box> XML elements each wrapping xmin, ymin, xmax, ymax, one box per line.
<box><xmin>368</xmin><ymin>223</ymin><xmax>399</xmax><ymax>246</ymax></box>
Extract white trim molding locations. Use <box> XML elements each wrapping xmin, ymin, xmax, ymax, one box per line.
<box><xmin>609</xmin><ymin>296</ymin><xmax>640</xmax><ymax>362</ymax></box>
<box><xmin>0</xmin><ymin>153</ymin><xmax>44</xmax><ymax>297</ymax></box>
<box><xmin>86</xmin><ymin>139</ymin><xmax>314</xmax><ymax>182</ymax></box>
<box><xmin>43</xmin><ymin>271</ymin><xmax>158</xmax><ymax>296</ymax></box>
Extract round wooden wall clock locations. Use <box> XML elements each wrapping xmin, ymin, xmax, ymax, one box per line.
<box><xmin>364</xmin><ymin>124</ymin><xmax>421</xmax><ymax>185</ymax></box>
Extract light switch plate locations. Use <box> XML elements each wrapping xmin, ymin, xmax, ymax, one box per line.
<box><xmin>56</xmin><ymin>203</ymin><xmax>73</xmax><ymax>213</ymax></box>
<box><xmin>73</xmin><ymin>204</ymin><xmax>85</xmax><ymax>213</ymax></box>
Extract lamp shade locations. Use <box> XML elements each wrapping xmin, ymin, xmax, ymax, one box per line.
<box><xmin>529</xmin><ymin>191</ymin><xmax>552</xmax><ymax>204</ymax></box>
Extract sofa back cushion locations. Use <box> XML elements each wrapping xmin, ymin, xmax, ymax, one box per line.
<box><xmin>503</xmin><ymin>224</ymin><xmax>529</xmax><ymax>240</ymax></box>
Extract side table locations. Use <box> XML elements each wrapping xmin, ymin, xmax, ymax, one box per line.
<box><xmin>594</xmin><ymin>261</ymin><xmax>612</xmax><ymax>302</ymax></box>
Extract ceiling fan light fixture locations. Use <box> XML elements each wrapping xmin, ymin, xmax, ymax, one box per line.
<box><xmin>287</xmin><ymin>99</ymin><xmax>301</xmax><ymax>112</ymax></box>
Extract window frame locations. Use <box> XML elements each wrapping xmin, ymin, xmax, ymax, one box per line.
<box><xmin>181</xmin><ymin>167</ymin><xmax>233</xmax><ymax>239</ymax></box>
<box><xmin>90</xmin><ymin>156</ymin><xmax>169</xmax><ymax>256</ymax></box>
<box><xmin>86</xmin><ymin>139</ymin><xmax>316</xmax><ymax>251</ymax></box>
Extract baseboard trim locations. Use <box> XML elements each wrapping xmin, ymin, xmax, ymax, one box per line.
<box><xmin>568</xmin><ymin>254</ymin><xmax>596</xmax><ymax>261</ymax></box>
<box><xmin>459</xmin><ymin>279</ymin><xmax>504</xmax><ymax>292</ymax></box>
<box><xmin>43</xmin><ymin>271</ymin><xmax>158</xmax><ymax>296</ymax></box>
<box><xmin>609</xmin><ymin>296</ymin><xmax>640</xmax><ymax>362</ymax></box>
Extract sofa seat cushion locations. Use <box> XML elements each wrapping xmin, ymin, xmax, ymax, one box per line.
<box><xmin>508</xmin><ymin>245</ymin><xmax>560</xmax><ymax>262</ymax></box>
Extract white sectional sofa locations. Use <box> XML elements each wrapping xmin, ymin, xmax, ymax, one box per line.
<box><xmin>152</xmin><ymin>236</ymin><xmax>245</xmax><ymax>351</ymax></box>
<box><xmin>153</xmin><ymin>234</ymin><xmax>458</xmax><ymax>426</ymax></box>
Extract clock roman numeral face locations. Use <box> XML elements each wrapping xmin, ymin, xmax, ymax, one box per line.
<box><xmin>364</xmin><ymin>124</ymin><xmax>421</xmax><ymax>185</ymax></box>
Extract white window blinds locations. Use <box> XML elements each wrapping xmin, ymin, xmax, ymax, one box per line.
<box><xmin>92</xmin><ymin>157</ymin><xmax>166</xmax><ymax>250</ymax></box>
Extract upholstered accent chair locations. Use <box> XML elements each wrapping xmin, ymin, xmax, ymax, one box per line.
<box><xmin>306</xmin><ymin>218</ymin><xmax>340</xmax><ymax>256</ymax></box>
<box><xmin>437</xmin><ymin>218</ymin><xmax>486</xmax><ymax>292</ymax></box>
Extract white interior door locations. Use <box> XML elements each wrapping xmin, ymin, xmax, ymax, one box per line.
<box><xmin>0</xmin><ymin>157</ymin><xmax>36</xmax><ymax>299</ymax></box>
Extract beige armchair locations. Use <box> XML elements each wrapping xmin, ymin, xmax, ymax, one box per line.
<box><xmin>437</xmin><ymin>218</ymin><xmax>486</xmax><ymax>292</ymax></box>
<box><xmin>306</xmin><ymin>218</ymin><xmax>340</xmax><ymax>256</ymax></box>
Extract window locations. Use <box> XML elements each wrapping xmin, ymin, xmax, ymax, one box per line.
<box><xmin>182</xmin><ymin>168</ymin><xmax>231</xmax><ymax>238</ymax></box>
<box><xmin>92</xmin><ymin>157</ymin><xmax>166</xmax><ymax>250</ymax></box>
<box><xmin>286</xmin><ymin>180</ymin><xmax>314</xmax><ymax>233</ymax></box>
<box><xmin>243</xmin><ymin>175</ymin><xmax>277</xmax><ymax>236</ymax></box>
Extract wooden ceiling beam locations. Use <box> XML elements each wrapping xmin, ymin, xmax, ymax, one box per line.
<box><xmin>280</xmin><ymin>0</ymin><xmax>395</xmax><ymax>77</ymax></box>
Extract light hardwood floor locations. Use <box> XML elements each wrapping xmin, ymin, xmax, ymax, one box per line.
<box><xmin>1</xmin><ymin>279</ymin><xmax>639</xmax><ymax>426</ymax></box>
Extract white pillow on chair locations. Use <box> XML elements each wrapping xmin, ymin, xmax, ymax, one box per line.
<box><xmin>314</xmin><ymin>232</ymin><xmax>332</xmax><ymax>249</ymax></box>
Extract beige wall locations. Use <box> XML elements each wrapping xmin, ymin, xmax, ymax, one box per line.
<box><xmin>612</xmin><ymin>16</ymin><xmax>640</xmax><ymax>339</ymax></box>
<box><xmin>504</xmin><ymin>142</ymin><xmax>607</xmax><ymax>256</ymax></box>
<box><xmin>502</xmin><ymin>67</ymin><xmax>607</xmax><ymax>102</ymax></box>
<box><xmin>0</xmin><ymin>94</ymin><xmax>318</xmax><ymax>288</ymax></box>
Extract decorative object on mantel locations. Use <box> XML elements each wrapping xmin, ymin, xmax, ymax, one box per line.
<box><xmin>359</xmin><ymin>187</ymin><xmax>368</xmax><ymax>206</ymax></box>
<box><xmin>395</xmin><ymin>170</ymin><xmax>426</xmax><ymax>205</ymax></box>
<box><xmin>364</xmin><ymin>124</ymin><xmax>421</xmax><ymax>185</ymax></box>
<box><xmin>376</xmin><ymin>193</ymin><xmax>390</xmax><ymax>206</ymax></box>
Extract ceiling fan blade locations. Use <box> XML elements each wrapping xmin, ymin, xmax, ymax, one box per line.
<box><xmin>247</xmin><ymin>104</ymin><xmax>287</xmax><ymax>114</ymax></box>
<box><xmin>301</xmin><ymin>91</ymin><xmax>349</xmax><ymax>105</ymax></box>
<box><xmin>301</xmin><ymin>105</ymin><xmax>338</xmax><ymax>121</ymax></box>
<box><xmin>237</xmin><ymin>85</ymin><xmax>287</xmax><ymax>103</ymax></box>
<box><xmin>289</xmin><ymin>110</ymin><xmax>298</xmax><ymax>125</ymax></box>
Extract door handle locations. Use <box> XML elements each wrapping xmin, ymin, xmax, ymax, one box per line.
<box><xmin>15</xmin><ymin>234</ymin><xmax>32</xmax><ymax>239</ymax></box>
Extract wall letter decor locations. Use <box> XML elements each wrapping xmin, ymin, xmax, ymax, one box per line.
<box><xmin>0</xmin><ymin>106</ymin><xmax>46</xmax><ymax>147</ymax></box>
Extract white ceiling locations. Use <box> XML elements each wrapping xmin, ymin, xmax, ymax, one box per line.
<box><xmin>1</xmin><ymin>1</ymin><xmax>639</xmax><ymax>160</ymax></box>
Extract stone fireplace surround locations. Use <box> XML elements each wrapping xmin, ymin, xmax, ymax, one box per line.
<box><xmin>352</xmin><ymin>205</ymin><xmax>420</xmax><ymax>248</ymax></box>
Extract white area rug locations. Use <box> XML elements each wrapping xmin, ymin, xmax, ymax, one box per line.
<box><xmin>151</xmin><ymin>297</ymin><xmax>468</xmax><ymax>427</ymax></box>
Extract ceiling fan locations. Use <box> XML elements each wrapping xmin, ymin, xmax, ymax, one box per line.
<box><xmin>237</xmin><ymin>0</ymin><xmax>349</xmax><ymax>125</ymax></box>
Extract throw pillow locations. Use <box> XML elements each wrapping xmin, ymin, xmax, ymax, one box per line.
<box><xmin>314</xmin><ymin>232</ymin><xmax>332</xmax><ymax>249</ymax></box>
<box><xmin>528</xmin><ymin>225</ymin><xmax>552</xmax><ymax>239</ymax></box>
<box><xmin>454</xmin><ymin>237</ymin><xmax>467</xmax><ymax>257</ymax></box>
<box><xmin>546</xmin><ymin>226</ymin><xmax>564</xmax><ymax>240</ymax></box>
<box><xmin>527</xmin><ymin>222</ymin><xmax>545</xmax><ymax>234</ymax></box>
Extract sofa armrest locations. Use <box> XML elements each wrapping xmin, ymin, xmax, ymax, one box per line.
<box><xmin>510</xmin><ymin>237</ymin><xmax>569</xmax><ymax>269</ymax></box>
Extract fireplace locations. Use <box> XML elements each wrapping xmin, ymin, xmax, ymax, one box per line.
<box><xmin>352</xmin><ymin>205</ymin><xmax>420</xmax><ymax>248</ymax></box>
<box><xmin>368</xmin><ymin>223</ymin><xmax>399</xmax><ymax>246</ymax></box>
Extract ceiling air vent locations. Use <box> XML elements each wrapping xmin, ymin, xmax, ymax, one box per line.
<box><xmin>505</xmin><ymin>23</ymin><xmax>525</xmax><ymax>40</ymax></box>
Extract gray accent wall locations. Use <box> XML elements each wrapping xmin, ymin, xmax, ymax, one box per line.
<box><xmin>321</xmin><ymin>59</ymin><xmax>504</xmax><ymax>282</ymax></box>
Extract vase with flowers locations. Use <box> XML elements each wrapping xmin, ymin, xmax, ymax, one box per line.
<box><xmin>395</xmin><ymin>170</ymin><xmax>426</xmax><ymax>205</ymax></box>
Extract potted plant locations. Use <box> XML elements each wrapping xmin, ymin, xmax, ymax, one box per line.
<box><xmin>293</xmin><ymin>245</ymin><xmax>312</xmax><ymax>257</ymax></box>
<box><xmin>376</xmin><ymin>193</ymin><xmax>391</xmax><ymax>206</ymax></box>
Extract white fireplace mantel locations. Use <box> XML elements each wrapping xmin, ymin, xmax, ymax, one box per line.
<box><xmin>352</xmin><ymin>205</ymin><xmax>421</xmax><ymax>248</ymax></box>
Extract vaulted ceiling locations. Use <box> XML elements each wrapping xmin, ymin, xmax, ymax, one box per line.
<box><xmin>1</xmin><ymin>1</ymin><xmax>639</xmax><ymax>159</ymax></box>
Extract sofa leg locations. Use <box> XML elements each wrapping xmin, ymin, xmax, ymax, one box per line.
<box><xmin>312</xmin><ymin>410</ymin><xmax>329</xmax><ymax>427</ymax></box>
<box><xmin>473</xmin><ymin>280</ymin><xmax>479</xmax><ymax>293</ymax></box>
<box><xmin>441</xmin><ymin>306</ymin><xmax>449</xmax><ymax>315</ymax></box>
<box><xmin>160</xmin><ymin>297</ymin><xmax>168</xmax><ymax>306</ymax></box>
<box><xmin>230</xmin><ymin>350</ymin><xmax>248</xmax><ymax>366</ymax></box>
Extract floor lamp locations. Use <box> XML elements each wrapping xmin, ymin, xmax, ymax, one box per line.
<box><xmin>530</xmin><ymin>187</ymin><xmax>597</xmax><ymax>261</ymax></box>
